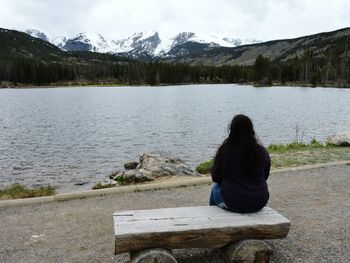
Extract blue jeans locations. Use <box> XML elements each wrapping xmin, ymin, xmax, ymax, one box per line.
<box><xmin>209</xmin><ymin>183</ymin><xmax>228</xmax><ymax>209</ymax></box>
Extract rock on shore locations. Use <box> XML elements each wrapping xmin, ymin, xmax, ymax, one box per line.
<box><xmin>326</xmin><ymin>131</ymin><xmax>350</xmax><ymax>146</ymax></box>
<box><xmin>112</xmin><ymin>153</ymin><xmax>200</xmax><ymax>184</ymax></box>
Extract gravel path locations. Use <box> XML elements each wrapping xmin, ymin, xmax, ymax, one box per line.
<box><xmin>0</xmin><ymin>164</ymin><xmax>349</xmax><ymax>263</ymax></box>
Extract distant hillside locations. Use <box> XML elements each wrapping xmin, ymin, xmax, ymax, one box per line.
<box><xmin>0</xmin><ymin>28</ymin><xmax>129</xmax><ymax>64</ymax></box>
<box><xmin>0</xmin><ymin>28</ymin><xmax>134</xmax><ymax>86</ymax></box>
<box><xmin>0</xmin><ymin>28</ymin><xmax>63</xmax><ymax>61</ymax></box>
<box><xmin>165</xmin><ymin>27</ymin><xmax>350</xmax><ymax>66</ymax></box>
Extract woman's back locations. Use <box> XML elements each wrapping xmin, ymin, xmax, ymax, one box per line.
<box><xmin>212</xmin><ymin>144</ymin><xmax>270</xmax><ymax>212</ymax></box>
<box><xmin>210</xmin><ymin>115</ymin><xmax>271</xmax><ymax>213</ymax></box>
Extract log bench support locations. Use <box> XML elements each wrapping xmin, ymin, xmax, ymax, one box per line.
<box><xmin>113</xmin><ymin>206</ymin><xmax>290</xmax><ymax>263</ymax></box>
<box><xmin>130</xmin><ymin>248</ymin><xmax>177</xmax><ymax>263</ymax></box>
<box><xmin>220</xmin><ymin>240</ymin><xmax>272</xmax><ymax>263</ymax></box>
<box><xmin>128</xmin><ymin>240</ymin><xmax>271</xmax><ymax>263</ymax></box>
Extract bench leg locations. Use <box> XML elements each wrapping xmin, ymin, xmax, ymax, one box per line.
<box><xmin>130</xmin><ymin>248</ymin><xmax>178</xmax><ymax>263</ymax></box>
<box><xmin>220</xmin><ymin>240</ymin><xmax>272</xmax><ymax>263</ymax></box>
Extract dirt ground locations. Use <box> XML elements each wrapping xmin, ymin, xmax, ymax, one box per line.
<box><xmin>0</xmin><ymin>163</ymin><xmax>349</xmax><ymax>263</ymax></box>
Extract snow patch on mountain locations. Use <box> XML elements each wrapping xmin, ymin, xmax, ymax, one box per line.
<box><xmin>61</xmin><ymin>32</ymin><xmax>110</xmax><ymax>52</ymax></box>
<box><xmin>110</xmin><ymin>30</ymin><xmax>161</xmax><ymax>54</ymax></box>
<box><xmin>154</xmin><ymin>32</ymin><xmax>262</xmax><ymax>56</ymax></box>
<box><xmin>51</xmin><ymin>36</ymin><xmax>67</xmax><ymax>49</ymax></box>
<box><xmin>190</xmin><ymin>33</ymin><xmax>235</xmax><ymax>47</ymax></box>
<box><xmin>223</xmin><ymin>37</ymin><xmax>262</xmax><ymax>46</ymax></box>
<box><xmin>25</xmin><ymin>29</ymin><xmax>49</xmax><ymax>42</ymax></box>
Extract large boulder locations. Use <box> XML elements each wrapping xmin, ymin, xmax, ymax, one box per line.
<box><xmin>137</xmin><ymin>153</ymin><xmax>199</xmax><ymax>178</ymax></box>
<box><xmin>326</xmin><ymin>132</ymin><xmax>350</xmax><ymax>146</ymax></box>
<box><xmin>113</xmin><ymin>153</ymin><xmax>200</xmax><ymax>185</ymax></box>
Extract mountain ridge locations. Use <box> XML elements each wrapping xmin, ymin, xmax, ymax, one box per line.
<box><xmin>165</xmin><ymin>26</ymin><xmax>350</xmax><ymax>66</ymax></box>
<box><xmin>24</xmin><ymin>29</ymin><xmax>261</xmax><ymax>59</ymax></box>
<box><xmin>5</xmin><ymin>26</ymin><xmax>350</xmax><ymax>68</ymax></box>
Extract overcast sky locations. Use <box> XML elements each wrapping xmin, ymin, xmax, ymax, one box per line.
<box><xmin>1</xmin><ymin>0</ymin><xmax>349</xmax><ymax>41</ymax></box>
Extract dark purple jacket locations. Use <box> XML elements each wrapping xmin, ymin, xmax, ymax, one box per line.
<box><xmin>211</xmin><ymin>145</ymin><xmax>271</xmax><ymax>213</ymax></box>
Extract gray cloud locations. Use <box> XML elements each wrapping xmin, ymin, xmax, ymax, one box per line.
<box><xmin>0</xmin><ymin>0</ymin><xmax>349</xmax><ymax>40</ymax></box>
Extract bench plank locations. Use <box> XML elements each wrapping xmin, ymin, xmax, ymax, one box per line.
<box><xmin>114</xmin><ymin>206</ymin><xmax>290</xmax><ymax>254</ymax></box>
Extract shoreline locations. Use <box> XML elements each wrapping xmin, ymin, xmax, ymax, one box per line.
<box><xmin>1</xmin><ymin>81</ymin><xmax>350</xmax><ymax>89</ymax></box>
<box><xmin>2</xmin><ymin>142</ymin><xmax>350</xmax><ymax>200</ymax></box>
<box><xmin>1</xmin><ymin>160</ymin><xmax>349</xmax><ymax>208</ymax></box>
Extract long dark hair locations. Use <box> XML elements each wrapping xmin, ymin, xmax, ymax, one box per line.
<box><xmin>213</xmin><ymin>114</ymin><xmax>260</xmax><ymax>176</ymax></box>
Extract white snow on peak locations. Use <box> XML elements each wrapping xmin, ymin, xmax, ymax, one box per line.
<box><xmin>109</xmin><ymin>30</ymin><xmax>160</xmax><ymax>54</ymax></box>
<box><xmin>136</xmin><ymin>30</ymin><xmax>157</xmax><ymax>41</ymax></box>
<box><xmin>64</xmin><ymin>32</ymin><xmax>110</xmax><ymax>52</ymax></box>
<box><xmin>25</xmin><ymin>29</ymin><xmax>67</xmax><ymax>49</ymax></box>
<box><xmin>26</xmin><ymin>29</ymin><xmax>42</xmax><ymax>36</ymax></box>
<box><xmin>88</xmin><ymin>33</ymin><xmax>110</xmax><ymax>53</ymax></box>
<box><xmin>191</xmin><ymin>33</ymin><xmax>235</xmax><ymax>47</ymax></box>
<box><xmin>25</xmin><ymin>29</ymin><xmax>49</xmax><ymax>42</ymax></box>
<box><xmin>153</xmin><ymin>35</ymin><xmax>175</xmax><ymax>56</ymax></box>
<box><xmin>51</xmin><ymin>36</ymin><xmax>67</xmax><ymax>49</ymax></box>
<box><xmin>153</xmin><ymin>32</ymin><xmax>239</xmax><ymax>56</ymax></box>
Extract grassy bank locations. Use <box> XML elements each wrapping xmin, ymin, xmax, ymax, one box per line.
<box><xmin>0</xmin><ymin>184</ymin><xmax>56</xmax><ymax>200</ymax></box>
<box><xmin>268</xmin><ymin>141</ymin><xmax>350</xmax><ymax>169</ymax></box>
<box><xmin>196</xmin><ymin>140</ymin><xmax>350</xmax><ymax>174</ymax></box>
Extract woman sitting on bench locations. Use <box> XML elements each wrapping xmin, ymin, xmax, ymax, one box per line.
<box><xmin>210</xmin><ymin>114</ymin><xmax>271</xmax><ymax>213</ymax></box>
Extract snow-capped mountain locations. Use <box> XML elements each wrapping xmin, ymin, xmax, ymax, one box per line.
<box><xmin>26</xmin><ymin>29</ymin><xmax>67</xmax><ymax>49</ymax></box>
<box><xmin>25</xmin><ymin>29</ymin><xmax>50</xmax><ymax>42</ymax></box>
<box><xmin>111</xmin><ymin>31</ymin><xmax>161</xmax><ymax>53</ymax></box>
<box><xmin>62</xmin><ymin>32</ymin><xmax>110</xmax><ymax>52</ymax></box>
<box><xmin>24</xmin><ymin>29</ymin><xmax>262</xmax><ymax>59</ymax></box>
<box><xmin>223</xmin><ymin>37</ymin><xmax>262</xmax><ymax>46</ymax></box>
<box><xmin>51</xmin><ymin>36</ymin><xmax>67</xmax><ymax>49</ymax></box>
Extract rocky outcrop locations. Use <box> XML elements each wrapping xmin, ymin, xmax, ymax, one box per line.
<box><xmin>326</xmin><ymin>132</ymin><xmax>350</xmax><ymax>146</ymax></box>
<box><xmin>112</xmin><ymin>153</ymin><xmax>200</xmax><ymax>185</ymax></box>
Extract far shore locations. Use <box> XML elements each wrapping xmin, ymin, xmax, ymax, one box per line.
<box><xmin>1</xmin><ymin>81</ymin><xmax>350</xmax><ymax>89</ymax></box>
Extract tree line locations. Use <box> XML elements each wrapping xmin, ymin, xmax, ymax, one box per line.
<box><xmin>1</xmin><ymin>48</ymin><xmax>349</xmax><ymax>87</ymax></box>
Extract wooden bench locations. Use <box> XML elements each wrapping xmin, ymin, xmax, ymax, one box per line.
<box><xmin>113</xmin><ymin>206</ymin><xmax>290</xmax><ymax>263</ymax></box>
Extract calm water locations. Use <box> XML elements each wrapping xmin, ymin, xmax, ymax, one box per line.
<box><xmin>1</xmin><ymin>84</ymin><xmax>350</xmax><ymax>192</ymax></box>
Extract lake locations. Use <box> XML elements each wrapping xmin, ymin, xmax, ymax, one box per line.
<box><xmin>1</xmin><ymin>84</ymin><xmax>350</xmax><ymax>192</ymax></box>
